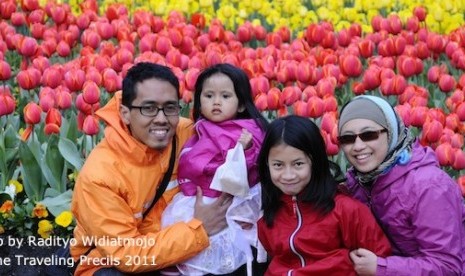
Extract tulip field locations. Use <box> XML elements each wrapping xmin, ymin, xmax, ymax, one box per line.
<box><xmin>0</xmin><ymin>0</ymin><xmax>465</xmax><ymax>238</ymax></box>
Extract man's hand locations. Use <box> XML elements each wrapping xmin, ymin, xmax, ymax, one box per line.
<box><xmin>193</xmin><ymin>187</ymin><xmax>232</xmax><ymax>236</ymax></box>
<box><xmin>349</xmin><ymin>248</ymin><xmax>377</xmax><ymax>276</ymax></box>
<box><xmin>238</xmin><ymin>129</ymin><xmax>253</xmax><ymax>150</ymax></box>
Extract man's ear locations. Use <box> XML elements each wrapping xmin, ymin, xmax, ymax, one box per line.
<box><xmin>238</xmin><ymin>105</ymin><xmax>245</xmax><ymax>113</ymax></box>
<box><xmin>120</xmin><ymin>104</ymin><xmax>131</xmax><ymax>125</ymax></box>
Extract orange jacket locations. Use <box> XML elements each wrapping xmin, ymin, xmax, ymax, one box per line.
<box><xmin>71</xmin><ymin>92</ymin><xmax>208</xmax><ymax>275</ymax></box>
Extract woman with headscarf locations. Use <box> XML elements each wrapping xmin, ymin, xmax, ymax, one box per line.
<box><xmin>338</xmin><ymin>95</ymin><xmax>465</xmax><ymax>275</ymax></box>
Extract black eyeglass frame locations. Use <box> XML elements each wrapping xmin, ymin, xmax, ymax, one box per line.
<box><xmin>337</xmin><ymin>129</ymin><xmax>388</xmax><ymax>145</ymax></box>
<box><xmin>128</xmin><ymin>104</ymin><xmax>181</xmax><ymax>117</ymax></box>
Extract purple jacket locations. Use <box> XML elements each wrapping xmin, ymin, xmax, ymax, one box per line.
<box><xmin>178</xmin><ymin>119</ymin><xmax>264</xmax><ymax>198</ymax></box>
<box><xmin>346</xmin><ymin>141</ymin><xmax>465</xmax><ymax>276</ymax></box>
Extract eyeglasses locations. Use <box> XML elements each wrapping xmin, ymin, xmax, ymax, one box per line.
<box><xmin>337</xmin><ymin>129</ymin><xmax>387</xmax><ymax>145</ymax></box>
<box><xmin>128</xmin><ymin>104</ymin><xmax>181</xmax><ymax>117</ymax></box>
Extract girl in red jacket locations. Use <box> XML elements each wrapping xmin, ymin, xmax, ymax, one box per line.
<box><xmin>257</xmin><ymin>115</ymin><xmax>391</xmax><ymax>276</ymax></box>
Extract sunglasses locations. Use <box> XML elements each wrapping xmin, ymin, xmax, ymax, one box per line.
<box><xmin>337</xmin><ymin>129</ymin><xmax>387</xmax><ymax>145</ymax></box>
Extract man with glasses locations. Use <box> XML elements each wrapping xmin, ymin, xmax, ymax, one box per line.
<box><xmin>71</xmin><ymin>62</ymin><xmax>232</xmax><ymax>275</ymax></box>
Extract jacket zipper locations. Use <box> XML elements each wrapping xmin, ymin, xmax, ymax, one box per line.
<box><xmin>288</xmin><ymin>196</ymin><xmax>306</xmax><ymax>275</ymax></box>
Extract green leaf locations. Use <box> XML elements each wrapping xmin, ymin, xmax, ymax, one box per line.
<box><xmin>44</xmin><ymin>135</ymin><xmax>65</xmax><ymax>192</ymax></box>
<box><xmin>19</xmin><ymin>141</ymin><xmax>45</xmax><ymax>201</ymax></box>
<box><xmin>41</xmin><ymin>188</ymin><xmax>73</xmax><ymax>217</ymax></box>
<box><xmin>58</xmin><ymin>136</ymin><xmax>83</xmax><ymax>171</ymax></box>
<box><xmin>4</xmin><ymin>124</ymin><xmax>20</xmax><ymax>150</ymax></box>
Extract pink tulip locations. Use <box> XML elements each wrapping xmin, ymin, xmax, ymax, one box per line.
<box><xmin>82</xmin><ymin>81</ymin><xmax>100</xmax><ymax>105</ymax></box>
<box><xmin>17</xmin><ymin>68</ymin><xmax>41</xmax><ymax>90</ymax></box>
<box><xmin>96</xmin><ymin>21</ymin><xmax>115</xmax><ymax>40</ymax></box>
<box><xmin>456</xmin><ymin>102</ymin><xmax>465</xmax><ymax>121</ymax></box>
<box><xmin>42</xmin><ymin>66</ymin><xmax>62</xmax><ymax>89</ymax></box>
<box><xmin>23</xmin><ymin>102</ymin><xmax>42</xmax><ymax>125</ymax></box>
<box><xmin>254</xmin><ymin>93</ymin><xmax>267</xmax><ymax>112</ymax></box>
<box><xmin>339</xmin><ymin>54</ymin><xmax>362</xmax><ymax>78</ymax></box>
<box><xmin>413</xmin><ymin>6</ymin><xmax>427</xmax><ymax>21</ymax></box>
<box><xmin>266</xmin><ymin>87</ymin><xmax>280</xmax><ymax>110</ymax></box>
<box><xmin>452</xmin><ymin>149</ymin><xmax>465</xmax><ymax>170</ymax></box>
<box><xmin>82</xmin><ymin>115</ymin><xmax>100</xmax><ymax>136</ymax></box>
<box><xmin>435</xmin><ymin>143</ymin><xmax>454</xmax><ymax>166</ymax></box>
<box><xmin>307</xmin><ymin>96</ymin><xmax>324</xmax><ymax>118</ymax></box>
<box><xmin>45</xmin><ymin>108</ymin><xmax>62</xmax><ymax>127</ymax></box>
<box><xmin>0</xmin><ymin>0</ymin><xmax>16</xmax><ymax>20</ymax></box>
<box><xmin>438</xmin><ymin>74</ymin><xmax>456</xmax><ymax>93</ymax></box>
<box><xmin>422</xmin><ymin>119</ymin><xmax>443</xmax><ymax>143</ymax></box>
<box><xmin>0</xmin><ymin>91</ymin><xmax>15</xmax><ymax>116</ymax></box>
<box><xmin>64</xmin><ymin>68</ymin><xmax>86</xmax><ymax>92</ymax></box>
<box><xmin>55</xmin><ymin>88</ymin><xmax>72</xmax><ymax>110</ymax></box>
<box><xmin>11</xmin><ymin>12</ymin><xmax>27</xmax><ymax>26</ymax></box>
<box><xmin>406</xmin><ymin>16</ymin><xmax>420</xmax><ymax>32</ymax></box>
<box><xmin>102</xmin><ymin>68</ymin><xmax>121</xmax><ymax>93</ymax></box>
<box><xmin>18</xmin><ymin>36</ymin><xmax>38</xmax><ymax>57</ymax></box>
<box><xmin>358</xmin><ymin>39</ymin><xmax>375</xmax><ymax>58</ymax></box>
<box><xmin>0</xmin><ymin>60</ymin><xmax>11</xmax><ymax>81</ymax></box>
<box><xmin>292</xmin><ymin>100</ymin><xmax>308</xmax><ymax>117</ymax></box>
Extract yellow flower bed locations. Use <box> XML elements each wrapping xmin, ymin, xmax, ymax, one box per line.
<box><xmin>74</xmin><ymin>0</ymin><xmax>465</xmax><ymax>34</ymax></box>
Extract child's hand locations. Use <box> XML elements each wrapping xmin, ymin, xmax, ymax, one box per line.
<box><xmin>349</xmin><ymin>248</ymin><xmax>377</xmax><ymax>276</ymax></box>
<box><xmin>238</xmin><ymin>129</ymin><xmax>253</xmax><ymax>150</ymax></box>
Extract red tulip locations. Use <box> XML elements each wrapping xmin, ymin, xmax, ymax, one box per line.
<box><xmin>45</xmin><ymin>108</ymin><xmax>62</xmax><ymax>126</ymax></box>
<box><xmin>41</xmin><ymin>66</ymin><xmax>62</xmax><ymax>89</ymax></box>
<box><xmin>438</xmin><ymin>74</ymin><xmax>456</xmax><ymax>93</ymax></box>
<box><xmin>362</xmin><ymin>67</ymin><xmax>381</xmax><ymax>91</ymax></box>
<box><xmin>456</xmin><ymin>102</ymin><xmax>465</xmax><ymax>121</ymax></box>
<box><xmin>82</xmin><ymin>115</ymin><xmax>100</xmax><ymax>136</ymax></box>
<box><xmin>427</xmin><ymin>65</ymin><xmax>446</xmax><ymax>83</ymax></box>
<box><xmin>81</xmin><ymin>30</ymin><xmax>101</xmax><ymax>49</ymax></box>
<box><xmin>0</xmin><ymin>91</ymin><xmax>15</xmax><ymax>116</ymax></box>
<box><xmin>55</xmin><ymin>88</ymin><xmax>72</xmax><ymax>110</ymax></box>
<box><xmin>323</xmin><ymin>96</ymin><xmax>338</xmax><ymax>112</ymax></box>
<box><xmin>266</xmin><ymin>33</ymin><xmax>282</xmax><ymax>48</ymax></box>
<box><xmin>0</xmin><ymin>60</ymin><xmax>11</xmax><ymax>81</ymax></box>
<box><xmin>39</xmin><ymin>93</ymin><xmax>55</xmax><ymax>113</ymax></box>
<box><xmin>190</xmin><ymin>12</ymin><xmax>206</xmax><ymax>29</ymax></box>
<box><xmin>64</xmin><ymin>68</ymin><xmax>86</xmax><ymax>92</ymax></box>
<box><xmin>44</xmin><ymin>123</ymin><xmax>60</xmax><ymax>135</ymax></box>
<box><xmin>339</xmin><ymin>54</ymin><xmax>362</xmax><ymax>78</ymax></box>
<box><xmin>337</xmin><ymin>29</ymin><xmax>351</xmax><ymax>47</ymax></box>
<box><xmin>254</xmin><ymin>25</ymin><xmax>267</xmax><ymax>41</ymax></box>
<box><xmin>236</xmin><ymin>25</ymin><xmax>252</xmax><ymax>43</ymax></box>
<box><xmin>352</xmin><ymin>81</ymin><xmax>365</xmax><ymax>95</ymax></box>
<box><xmin>23</xmin><ymin>102</ymin><xmax>42</xmax><ymax>125</ymax></box>
<box><xmin>266</xmin><ymin>87</ymin><xmax>280</xmax><ymax>110</ymax></box>
<box><xmin>416</xmin><ymin>41</ymin><xmax>430</xmax><ymax>59</ymax></box>
<box><xmin>254</xmin><ymin>93</ymin><xmax>267</xmax><ymax>112</ymax></box>
<box><xmin>82</xmin><ymin>81</ymin><xmax>100</xmax><ymax>105</ymax></box>
<box><xmin>422</xmin><ymin>119</ymin><xmax>443</xmax><ymax>143</ymax></box>
<box><xmin>358</xmin><ymin>39</ymin><xmax>375</xmax><ymax>58</ymax></box>
<box><xmin>11</xmin><ymin>12</ymin><xmax>27</xmax><ymax>26</ymax></box>
<box><xmin>410</xmin><ymin>106</ymin><xmax>428</xmax><ymax>127</ymax></box>
<box><xmin>292</xmin><ymin>100</ymin><xmax>308</xmax><ymax>117</ymax></box>
<box><xmin>413</xmin><ymin>6</ymin><xmax>427</xmax><ymax>21</ymax></box>
<box><xmin>395</xmin><ymin>104</ymin><xmax>412</xmax><ymax>127</ymax></box>
<box><xmin>305</xmin><ymin>24</ymin><xmax>324</xmax><ymax>45</ymax></box>
<box><xmin>96</xmin><ymin>21</ymin><xmax>114</xmax><ymax>40</ymax></box>
<box><xmin>452</xmin><ymin>149</ymin><xmax>465</xmax><ymax>170</ymax></box>
<box><xmin>435</xmin><ymin>143</ymin><xmax>454</xmax><ymax>166</ymax></box>
<box><xmin>208</xmin><ymin>23</ymin><xmax>225</xmax><ymax>42</ymax></box>
<box><xmin>405</xmin><ymin>16</ymin><xmax>420</xmax><ymax>33</ymax></box>
<box><xmin>457</xmin><ymin>176</ymin><xmax>465</xmax><ymax>197</ymax></box>
<box><xmin>17</xmin><ymin>68</ymin><xmax>41</xmax><ymax>90</ymax></box>
<box><xmin>102</xmin><ymin>68</ymin><xmax>121</xmax><ymax>93</ymax></box>
<box><xmin>321</xmin><ymin>130</ymin><xmax>339</xmax><ymax>156</ymax></box>
<box><xmin>450</xmin><ymin>133</ymin><xmax>464</xmax><ymax>149</ymax></box>
<box><xmin>0</xmin><ymin>0</ymin><xmax>16</xmax><ymax>20</ymax></box>
<box><xmin>18</xmin><ymin>36</ymin><xmax>38</xmax><ymax>57</ymax></box>
<box><xmin>307</xmin><ymin>96</ymin><xmax>324</xmax><ymax>118</ymax></box>
<box><xmin>397</xmin><ymin>56</ymin><xmax>417</xmax><ymax>78</ymax></box>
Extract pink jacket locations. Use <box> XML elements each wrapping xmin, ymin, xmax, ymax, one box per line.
<box><xmin>178</xmin><ymin>119</ymin><xmax>265</xmax><ymax>198</ymax></box>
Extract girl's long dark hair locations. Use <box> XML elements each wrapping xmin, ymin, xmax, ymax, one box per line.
<box><xmin>192</xmin><ymin>63</ymin><xmax>268</xmax><ymax>131</ymax></box>
<box><xmin>258</xmin><ymin>115</ymin><xmax>343</xmax><ymax>227</ymax></box>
